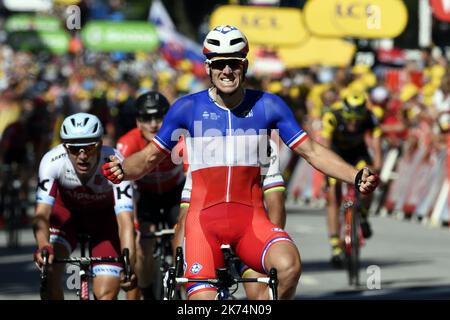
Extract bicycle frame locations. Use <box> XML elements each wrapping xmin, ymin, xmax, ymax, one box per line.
<box><xmin>140</xmin><ymin>228</ymin><xmax>175</xmax><ymax>299</ymax></box>
<box><xmin>164</xmin><ymin>245</ymin><xmax>278</xmax><ymax>300</ymax></box>
<box><xmin>340</xmin><ymin>183</ymin><xmax>365</xmax><ymax>287</ymax></box>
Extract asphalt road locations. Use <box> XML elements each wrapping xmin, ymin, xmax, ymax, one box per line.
<box><xmin>1</xmin><ymin>206</ymin><xmax>450</xmax><ymax>300</ymax></box>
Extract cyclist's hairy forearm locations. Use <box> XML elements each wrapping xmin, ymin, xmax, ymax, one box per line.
<box><xmin>122</xmin><ymin>143</ymin><xmax>167</xmax><ymax>181</ymax></box>
<box><xmin>295</xmin><ymin>138</ymin><xmax>357</xmax><ymax>184</ymax></box>
<box><xmin>117</xmin><ymin>212</ymin><xmax>136</xmax><ymax>267</ymax></box>
<box><xmin>33</xmin><ymin>203</ymin><xmax>52</xmax><ymax>248</ymax></box>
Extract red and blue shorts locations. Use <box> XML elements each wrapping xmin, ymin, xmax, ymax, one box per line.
<box><xmin>183</xmin><ymin>202</ymin><xmax>293</xmax><ymax>298</ymax></box>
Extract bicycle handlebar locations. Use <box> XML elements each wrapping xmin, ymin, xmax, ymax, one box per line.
<box><xmin>140</xmin><ymin>229</ymin><xmax>175</xmax><ymax>239</ymax></box>
<box><xmin>40</xmin><ymin>248</ymin><xmax>131</xmax><ymax>279</ymax></box>
<box><xmin>122</xmin><ymin>248</ymin><xmax>131</xmax><ymax>283</ymax></box>
<box><xmin>173</xmin><ymin>276</ymin><xmax>273</xmax><ymax>285</ymax></box>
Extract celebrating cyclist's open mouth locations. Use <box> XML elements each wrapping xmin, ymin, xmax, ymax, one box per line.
<box><xmin>76</xmin><ymin>161</ymin><xmax>91</xmax><ymax>173</ymax></box>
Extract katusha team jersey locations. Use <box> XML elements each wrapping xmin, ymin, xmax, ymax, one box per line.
<box><xmin>153</xmin><ymin>89</ymin><xmax>308</xmax><ymax>209</ymax></box>
<box><xmin>116</xmin><ymin>128</ymin><xmax>185</xmax><ymax>194</ymax></box>
<box><xmin>36</xmin><ymin>144</ymin><xmax>134</xmax><ymax>214</ymax></box>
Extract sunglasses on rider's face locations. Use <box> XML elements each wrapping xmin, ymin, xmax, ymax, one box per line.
<box><xmin>64</xmin><ymin>142</ymin><xmax>99</xmax><ymax>156</ymax></box>
<box><xmin>208</xmin><ymin>59</ymin><xmax>244</xmax><ymax>71</ymax></box>
<box><xmin>137</xmin><ymin>115</ymin><xmax>163</xmax><ymax>123</ymax></box>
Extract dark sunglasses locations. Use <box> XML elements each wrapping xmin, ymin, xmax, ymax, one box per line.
<box><xmin>209</xmin><ymin>59</ymin><xmax>244</xmax><ymax>71</ymax></box>
<box><xmin>137</xmin><ymin>115</ymin><xmax>163</xmax><ymax>123</ymax></box>
<box><xmin>64</xmin><ymin>142</ymin><xmax>99</xmax><ymax>155</ymax></box>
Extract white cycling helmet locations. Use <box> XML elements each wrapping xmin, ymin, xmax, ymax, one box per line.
<box><xmin>60</xmin><ymin>112</ymin><xmax>103</xmax><ymax>143</ymax></box>
<box><xmin>370</xmin><ymin>86</ymin><xmax>389</xmax><ymax>104</ymax></box>
<box><xmin>203</xmin><ymin>25</ymin><xmax>249</xmax><ymax>59</ymax></box>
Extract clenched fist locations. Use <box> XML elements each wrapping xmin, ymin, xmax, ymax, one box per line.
<box><xmin>355</xmin><ymin>167</ymin><xmax>379</xmax><ymax>195</ymax></box>
<box><xmin>102</xmin><ymin>155</ymin><xmax>124</xmax><ymax>184</ymax></box>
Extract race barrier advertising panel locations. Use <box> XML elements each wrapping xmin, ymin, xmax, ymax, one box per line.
<box><xmin>209</xmin><ymin>5</ymin><xmax>309</xmax><ymax>46</ymax></box>
<box><xmin>304</xmin><ymin>0</ymin><xmax>408</xmax><ymax>38</ymax></box>
<box><xmin>81</xmin><ymin>21</ymin><xmax>160</xmax><ymax>52</ymax></box>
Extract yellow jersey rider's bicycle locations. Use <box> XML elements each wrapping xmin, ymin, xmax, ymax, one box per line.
<box><xmin>321</xmin><ymin>91</ymin><xmax>382</xmax><ymax>269</ymax></box>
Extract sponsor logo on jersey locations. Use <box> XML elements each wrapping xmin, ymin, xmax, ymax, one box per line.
<box><xmin>244</xmin><ymin>110</ymin><xmax>253</xmax><ymax>118</ymax></box>
<box><xmin>38</xmin><ymin>179</ymin><xmax>50</xmax><ymax>191</ymax></box>
<box><xmin>272</xmin><ymin>227</ymin><xmax>284</xmax><ymax>232</ymax></box>
<box><xmin>63</xmin><ymin>189</ymin><xmax>109</xmax><ymax>202</ymax></box>
<box><xmin>51</xmin><ymin>153</ymin><xmax>67</xmax><ymax>162</ymax></box>
<box><xmin>190</xmin><ymin>262</ymin><xmax>203</xmax><ymax>274</ymax></box>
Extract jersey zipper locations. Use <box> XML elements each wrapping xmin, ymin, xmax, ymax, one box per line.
<box><xmin>226</xmin><ymin>109</ymin><xmax>233</xmax><ymax>202</ymax></box>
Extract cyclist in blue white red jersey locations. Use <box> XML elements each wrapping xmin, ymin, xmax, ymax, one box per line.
<box><xmin>102</xmin><ymin>25</ymin><xmax>379</xmax><ymax>300</ymax></box>
<box><xmin>33</xmin><ymin>113</ymin><xmax>136</xmax><ymax>299</ymax></box>
<box><xmin>177</xmin><ymin>133</ymin><xmax>287</xmax><ymax>299</ymax></box>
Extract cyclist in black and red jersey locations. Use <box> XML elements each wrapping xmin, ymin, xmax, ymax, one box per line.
<box><xmin>116</xmin><ymin>92</ymin><xmax>185</xmax><ymax>300</ymax></box>
<box><xmin>321</xmin><ymin>91</ymin><xmax>382</xmax><ymax>267</ymax></box>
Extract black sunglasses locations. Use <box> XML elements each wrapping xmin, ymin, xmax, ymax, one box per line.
<box><xmin>137</xmin><ymin>114</ymin><xmax>163</xmax><ymax>123</ymax></box>
<box><xmin>209</xmin><ymin>59</ymin><xmax>244</xmax><ymax>71</ymax></box>
<box><xmin>64</xmin><ymin>142</ymin><xmax>99</xmax><ymax>155</ymax></box>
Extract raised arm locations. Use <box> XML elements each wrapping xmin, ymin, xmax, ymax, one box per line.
<box><xmin>103</xmin><ymin>97</ymin><xmax>191</xmax><ymax>184</ymax></box>
<box><xmin>104</xmin><ymin>143</ymin><xmax>167</xmax><ymax>182</ymax></box>
<box><xmin>268</xmin><ymin>93</ymin><xmax>378</xmax><ymax>194</ymax></box>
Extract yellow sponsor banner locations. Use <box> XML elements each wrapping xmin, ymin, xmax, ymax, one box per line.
<box><xmin>304</xmin><ymin>0</ymin><xmax>408</xmax><ymax>38</ymax></box>
<box><xmin>53</xmin><ymin>0</ymin><xmax>81</xmax><ymax>4</ymax></box>
<box><xmin>210</xmin><ymin>5</ymin><xmax>309</xmax><ymax>46</ymax></box>
<box><xmin>277</xmin><ymin>37</ymin><xmax>356</xmax><ymax>68</ymax></box>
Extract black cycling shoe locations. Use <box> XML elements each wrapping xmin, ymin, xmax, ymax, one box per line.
<box><xmin>360</xmin><ymin>220</ymin><xmax>372</xmax><ymax>239</ymax></box>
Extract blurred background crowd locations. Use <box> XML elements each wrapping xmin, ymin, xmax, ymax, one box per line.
<box><xmin>1</xmin><ymin>0</ymin><xmax>450</xmax><ymax>229</ymax></box>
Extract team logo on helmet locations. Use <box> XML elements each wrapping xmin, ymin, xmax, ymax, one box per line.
<box><xmin>213</xmin><ymin>25</ymin><xmax>238</xmax><ymax>34</ymax></box>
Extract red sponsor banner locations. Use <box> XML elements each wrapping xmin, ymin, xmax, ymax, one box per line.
<box><xmin>430</xmin><ymin>0</ymin><xmax>450</xmax><ymax>22</ymax></box>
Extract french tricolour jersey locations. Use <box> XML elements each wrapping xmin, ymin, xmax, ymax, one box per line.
<box><xmin>153</xmin><ymin>89</ymin><xmax>307</xmax><ymax>209</ymax></box>
<box><xmin>36</xmin><ymin>144</ymin><xmax>134</xmax><ymax>214</ymax></box>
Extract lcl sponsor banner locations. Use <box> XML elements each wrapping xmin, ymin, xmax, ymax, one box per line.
<box><xmin>304</xmin><ymin>0</ymin><xmax>408</xmax><ymax>38</ymax></box>
<box><xmin>277</xmin><ymin>37</ymin><xmax>356</xmax><ymax>68</ymax></box>
<box><xmin>209</xmin><ymin>5</ymin><xmax>309</xmax><ymax>46</ymax></box>
<box><xmin>430</xmin><ymin>0</ymin><xmax>450</xmax><ymax>22</ymax></box>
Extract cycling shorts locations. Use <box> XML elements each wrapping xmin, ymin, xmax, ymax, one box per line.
<box><xmin>183</xmin><ymin>202</ymin><xmax>292</xmax><ymax>298</ymax></box>
<box><xmin>49</xmin><ymin>201</ymin><xmax>122</xmax><ymax>278</ymax></box>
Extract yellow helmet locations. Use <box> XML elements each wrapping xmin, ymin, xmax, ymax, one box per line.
<box><xmin>400</xmin><ymin>83</ymin><xmax>418</xmax><ymax>102</ymax></box>
<box><xmin>342</xmin><ymin>91</ymin><xmax>368</xmax><ymax>121</ymax></box>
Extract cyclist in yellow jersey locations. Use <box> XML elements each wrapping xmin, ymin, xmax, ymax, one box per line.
<box><xmin>321</xmin><ymin>91</ymin><xmax>382</xmax><ymax>267</ymax></box>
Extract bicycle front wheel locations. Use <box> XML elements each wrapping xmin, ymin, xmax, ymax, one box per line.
<box><xmin>345</xmin><ymin>206</ymin><xmax>360</xmax><ymax>287</ymax></box>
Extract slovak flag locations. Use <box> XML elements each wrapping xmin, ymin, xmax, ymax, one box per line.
<box><xmin>149</xmin><ymin>0</ymin><xmax>206</xmax><ymax>77</ymax></box>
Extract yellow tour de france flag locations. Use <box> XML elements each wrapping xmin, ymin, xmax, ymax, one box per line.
<box><xmin>209</xmin><ymin>5</ymin><xmax>309</xmax><ymax>46</ymax></box>
<box><xmin>304</xmin><ymin>0</ymin><xmax>408</xmax><ymax>38</ymax></box>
